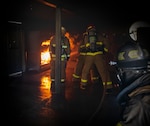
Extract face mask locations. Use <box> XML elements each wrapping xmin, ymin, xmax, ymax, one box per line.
<box><xmin>117</xmin><ymin>67</ymin><xmax>147</xmax><ymax>91</ymax></box>
<box><xmin>116</xmin><ymin>68</ymin><xmax>139</xmax><ymax>89</ymax></box>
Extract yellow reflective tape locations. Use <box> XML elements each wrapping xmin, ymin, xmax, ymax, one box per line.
<box><xmin>81</xmin><ymin>79</ymin><xmax>88</xmax><ymax>83</ymax></box>
<box><xmin>86</xmin><ymin>43</ymin><xmax>90</xmax><ymax>47</ymax></box>
<box><xmin>86</xmin><ymin>51</ymin><xmax>103</xmax><ymax>55</ymax></box>
<box><xmin>107</xmin><ymin>81</ymin><xmax>112</xmax><ymax>85</ymax></box>
<box><xmin>51</xmin><ymin>57</ymin><xmax>66</xmax><ymax>61</ymax></box>
<box><xmin>118</xmin><ymin>52</ymin><xmax>125</xmax><ymax>60</ymax></box>
<box><xmin>61</xmin><ymin>79</ymin><xmax>65</xmax><ymax>82</ymax></box>
<box><xmin>80</xmin><ymin>45</ymin><xmax>85</xmax><ymax>48</ymax></box>
<box><xmin>61</xmin><ymin>55</ymin><xmax>67</xmax><ymax>58</ymax></box>
<box><xmin>62</xmin><ymin>45</ymin><xmax>67</xmax><ymax>48</ymax></box>
<box><xmin>103</xmin><ymin>81</ymin><xmax>112</xmax><ymax>85</ymax></box>
<box><xmin>61</xmin><ymin>58</ymin><xmax>65</xmax><ymax>61</ymax></box>
<box><xmin>96</xmin><ymin>41</ymin><xmax>103</xmax><ymax>45</ymax></box>
<box><xmin>128</xmin><ymin>50</ymin><xmax>139</xmax><ymax>59</ymax></box>
<box><xmin>91</xmin><ymin>77</ymin><xmax>99</xmax><ymax>80</ymax></box>
<box><xmin>104</xmin><ymin>48</ymin><xmax>108</xmax><ymax>52</ymax></box>
<box><xmin>73</xmin><ymin>74</ymin><xmax>80</xmax><ymax>79</ymax></box>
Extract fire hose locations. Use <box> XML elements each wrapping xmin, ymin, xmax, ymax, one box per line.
<box><xmin>85</xmin><ymin>59</ymin><xmax>114</xmax><ymax>125</ymax></box>
<box><xmin>85</xmin><ymin>82</ymin><xmax>107</xmax><ymax>126</ymax></box>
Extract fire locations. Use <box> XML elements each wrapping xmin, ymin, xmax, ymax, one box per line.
<box><xmin>41</xmin><ymin>49</ymin><xmax>51</xmax><ymax>65</ymax></box>
<box><xmin>41</xmin><ymin>39</ymin><xmax>51</xmax><ymax>66</ymax></box>
<box><xmin>65</xmin><ymin>32</ymin><xmax>75</xmax><ymax>50</ymax></box>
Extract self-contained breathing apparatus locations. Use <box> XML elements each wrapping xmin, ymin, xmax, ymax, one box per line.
<box><xmin>87</xmin><ymin>26</ymin><xmax>97</xmax><ymax>52</ymax></box>
<box><xmin>86</xmin><ymin>26</ymin><xmax>105</xmax><ymax>53</ymax></box>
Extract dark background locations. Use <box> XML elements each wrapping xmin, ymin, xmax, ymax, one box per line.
<box><xmin>5</xmin><ymin>0</ymin><xmax>150</xmax><ymax>33</ymax></box>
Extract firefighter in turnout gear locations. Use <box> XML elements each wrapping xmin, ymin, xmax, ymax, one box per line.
<box><xmin>50</xmin><ymin>26</ymin><xmax>71</xmax><ymax>91</ymax></box>
<box><xmin>115</xmin><ymin>21</ymin><xmax>150</xmax><ymax>126</ymax></box>
<box><xmin>80</xmin><ymin>25</ymin><xmax>112</xmax><ymax>90</ymax></box>
<box><xmin>115</xmin><ymin>42</ymin><xmax>150</xmax><ymax>126</ymax></box>
<box><xmin>72</xmin><ymin>31</ymin><xmax>100</xmax><ymax>88</ymax></box>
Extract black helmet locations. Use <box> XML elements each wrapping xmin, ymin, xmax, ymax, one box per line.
<box><xmin>116</xmin><ymin>43</ymin><xmax>149</xmax><ymax>87</ymax></box>
<box><xmin>117</xmin><ymin>43</ymin><xmax>149</xmax><ymax>69</ymax></box>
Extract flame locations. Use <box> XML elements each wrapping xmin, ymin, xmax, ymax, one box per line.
<box><xmin>65</xmin><ymin>32</ymin><xmax>75</xmax><ymax>50</ymax></box>
<box><xmin>41</xmin><ymin>49</ymin><xmax>51</xmax><ymax>65</ymax></box>
<box><xmin>41</xmin><ymin>40</ymin><xmax>51</xmax><ymax>66</ymax></box>
<box><xmin>41</xmin><ymin>40</ymin><xmax>50</xmax><ymax>46</ymax></box>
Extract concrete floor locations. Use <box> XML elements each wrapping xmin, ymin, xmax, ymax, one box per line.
<box><xmin>6</xmin><ymin>54</ymin><xmax>120</xmax><ymax>126</ymax></box>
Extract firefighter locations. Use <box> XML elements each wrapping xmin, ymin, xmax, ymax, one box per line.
<box><xmin>115</xmin><ymin>42</ymin><xmax>150</xmax><ymax>126</ymax></box>
<box><xmin>49</xmin><ymin>26</ymin><xmax>71</xmax><ymax>92</ymax></box>
<box><xmin>72</xmin><ymin>32</ymin><xmax>87</xmax><ymax>84</ymax></box>
<box><xmin>129</xmin><ymin>21</ymin><xmax>150</xmax><ymax>53</ymax></box>
<box><xmin>80</xmin><ymin>25</ymin><xmax>112</xmax><ymax>91</ymax></box>
<box><xmin>72</xmin><ymin>31</ymin><xmax>100</xmax><ymax>88</ymax></box>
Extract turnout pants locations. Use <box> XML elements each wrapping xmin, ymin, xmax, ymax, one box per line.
<box><xmin>72</xmin><ymin>54</ymin><xmax>86</xmax><ymax>81</ymax></box>
<box><xmin>80</xmin><ymin>53</ymin><xmax>112</xmax><ymax>89</ymax></box>
<box><xmin>50</xmin><ymin>59</ymin><xmax>67</xmax><ymax>83</ymax></box>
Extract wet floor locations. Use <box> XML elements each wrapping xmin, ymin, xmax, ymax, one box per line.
<box><xmin>6</xmin><ymin>54</ymin><xmax>120</xmax><ymax>126</ymax></box>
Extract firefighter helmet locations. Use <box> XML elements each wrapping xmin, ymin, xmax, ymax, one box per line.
<box><xmin>129</xmin><ymin>21</ymin><xmax>150</xmax><ymax>41</ymax></box>
<box><xmin>61</xmin><ymin>26</ymin><xmax>66</xmax><ymax>36</ymax></box>
<box><xmin>117</xmin><ymin>43</ymin><xmax>149</xmax><ymax>69</ymax></box>
<box><xmin>86</xmin><ymin>25</ymin><xmax>96</xmax><ymax>33</ymax></box>
<box><xmin>116</xmin><ymin>43</ymin><xmax>149</xmax><ymax>86</ymax></box>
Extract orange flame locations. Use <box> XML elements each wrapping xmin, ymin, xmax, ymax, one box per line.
<box><xmin>41</xmin><ymin>40</ymin><xmax>51</xmax><ymax>65</ymax></box>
